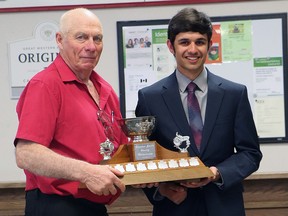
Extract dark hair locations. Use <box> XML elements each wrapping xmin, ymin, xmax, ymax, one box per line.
<box><xmin>168</xmin><ymin>8</ymin><xmax>213</xmax><ymax>46</ymax></box>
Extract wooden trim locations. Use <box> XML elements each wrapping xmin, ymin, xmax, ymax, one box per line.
<box><xmin>0</xmin><ymin>182</ymin><xmax>25</xmax><ymax>189</ymax></box>
<box><xmin>246</xmin><ymin>172</ymin><xmax>288</xmax><ymax>180</ymax></box>
<box><xmin>245</xmin><ymin>201</ymin><xmax>288</xmax><ymax>209</ymax></box>
<box><xmin>0</xmin><ymin>0</ymin><xmax>253</xmax><ymax>13</ymax></box>
<box><xmin>108</xmin><ymin>206</ymin><xmax>152</xmax><ymax>213</ymax></box>
<box><xmin>0</xmin><ymin>176</ymin><xmax>288</xmax><ymax>216</ymax></box>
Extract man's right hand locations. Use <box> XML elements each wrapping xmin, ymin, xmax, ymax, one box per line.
<box><xmin>82</xmin><ymin>164</ymin><xmax>126</xmax><ymax>196</ymax></box>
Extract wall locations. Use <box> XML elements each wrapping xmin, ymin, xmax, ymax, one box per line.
<box><xmin>0</xmin><ymin>0</ymin><xmax>288</xmax><ymax>183</ymax></box>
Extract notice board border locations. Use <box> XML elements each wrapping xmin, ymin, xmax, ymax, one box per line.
<box><xmin>117</xmin><ymin>13</ymin><xmax>288</xmax><ymax>144</ymax></box>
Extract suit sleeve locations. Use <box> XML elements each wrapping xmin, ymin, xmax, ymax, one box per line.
<box><xmin>217</xmin><ymin>86</ymin><xmax>262</xmax><ymax>190</ymax></box>
<box><xmin>135</xmin><ymin>89</ymin><xmax>151</xmax><ymax>116</ymax></box>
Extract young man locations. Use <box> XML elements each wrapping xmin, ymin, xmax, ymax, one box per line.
<box><xmin>135</xmin><ymin>8</ymin><xmax>262</xmax><ymax>216</ymax></box>
<box><xmin>14</xmin><ymin>8</ymin><xmax>126</xmax><ymax>216</ymax></box>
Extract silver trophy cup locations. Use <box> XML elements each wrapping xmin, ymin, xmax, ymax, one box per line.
<box><xmin>119</xmin><ymin>116</ymin><xmax>156</xmax><ymax>161</ymax></box>
<box><xmin>120</xmin><ymin>116</ymin><xmax>155</xmax><ymax>142</ymax></box>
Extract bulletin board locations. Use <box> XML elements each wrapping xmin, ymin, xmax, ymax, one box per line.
<box><xmin>117</xmin><ymin>13</ymin><xmax>288</xmax><ymax>143</ymax></box>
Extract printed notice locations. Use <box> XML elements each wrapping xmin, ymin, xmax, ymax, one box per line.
<box><xmin>253</xmin><ymin>57</ymin><xmax>285</xmax><ymax>138</ymax></box>
<box><xmin>254</xmin><ymin>96</ymin><xmax>285</xmax><ymax>138</ymax></box>
<box><xmin>221</xmin><ymin>20</ymin><xmax>252</xmax><ymax>62</ymax></box>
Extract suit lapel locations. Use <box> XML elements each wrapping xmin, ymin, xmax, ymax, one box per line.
<box><xmin>200</xmin><ymin>72</ymin><xmax>224</xmax><ymax>155</ymax></box>
<box><xmin>161</xmin><ymin>73</ymin><xmax>189</xmax><ymax>132</ymax></box>
<box><xmin>161</xmin><ymin>73</ymin><xmax>199</xmax><ymax>156</ymax></box>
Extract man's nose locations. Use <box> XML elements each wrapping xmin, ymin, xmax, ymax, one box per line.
<box><xmin>85</xmin><ymin>38</ymin><xmax>97</xmax><ymax>51</ymax></box>
<box><xmin>187</xmin><ymin>43</ymin><xmax>197</xmax><ymax>53</ymax></box>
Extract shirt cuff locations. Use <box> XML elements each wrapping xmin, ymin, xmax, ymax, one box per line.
<box><xmin>213</xmin><ymin>170</ymin><xmax>224</xmax><ymax>188</ymax></box>
<box><xmin>153</xmin><ymin>186</ymin><xmax>165</xmax><ymax>201</ymax></box>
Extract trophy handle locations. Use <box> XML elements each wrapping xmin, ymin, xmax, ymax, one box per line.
<box><xmin>100</xmin><ymin>144</ymin><xmax>130</xmax><ymax>165</ymax></box>
<box><xmin>156</xmin><ymin>142</ymin><xmax>189</xmax><ymax>159</ymax></box>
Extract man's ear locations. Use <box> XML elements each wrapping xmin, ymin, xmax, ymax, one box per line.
<box><xmin>56</xmin><ymin>32</ymin><xmax>63</xmax><ymax>50</ymax></box>
<box><xmin>208</xmin><ymin>40</ymin><xmax>213</xmax><ymax>50</ymax></box>
<box><xmin>167</xmin><ymin>39</ymin><xmax>175</xmax><ymax>56</ymax></box>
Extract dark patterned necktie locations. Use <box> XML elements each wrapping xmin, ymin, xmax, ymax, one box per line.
<box><xmin>187</xmin><ymin>82</ymin><xmax>203</xmax><ymax>151</ymax></box>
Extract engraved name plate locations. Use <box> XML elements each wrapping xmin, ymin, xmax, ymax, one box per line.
<box><xmin>134</xmin><ymin>142</ymin><xmax>156</xmax><ymax>161</ymax></box>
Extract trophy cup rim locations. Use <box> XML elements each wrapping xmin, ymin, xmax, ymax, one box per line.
<box><xmin>118</xmin><ymin>116</ymin><xmax>156</xmax><ymax>139</ymax></box>
<box><xmin>121</xmin><ymin>115</ymin><xmax>155</xmax><ymax>121</ymax></box>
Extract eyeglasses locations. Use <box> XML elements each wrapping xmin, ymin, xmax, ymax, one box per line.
<box><xmin>97</xmin><ymin>110</ymin><xmax>115</xmax><ymax>141</ymax></box>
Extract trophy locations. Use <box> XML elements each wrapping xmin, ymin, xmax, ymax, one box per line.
<box><xmin>100</xmin><ymin>116</ymin><xmax>214</xmax><ymax>185</ymax></box>
<box><xmin>119</xmin><ymin>116</ymin><xmax>157</xmax><ymax>161</ymax></box>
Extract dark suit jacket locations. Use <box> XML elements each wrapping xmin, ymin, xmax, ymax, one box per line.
<box><xmin>135</xmin><ymin>69</ymin><xmax>262</xmax><ymax>216</ymax></box>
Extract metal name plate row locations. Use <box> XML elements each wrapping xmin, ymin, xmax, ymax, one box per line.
<box><xmin>112</xmin><ymin>157</ymin><xmax>200</xmax><ymax>173</ymax></box>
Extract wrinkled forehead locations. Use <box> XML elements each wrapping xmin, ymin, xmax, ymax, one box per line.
<box><xmin>69</xmin><ymin>19</ymin><xmax>103</xmax><ymax>36</ymax></box>
<box><xmin>60</xmin><ymin>9</ymin><xmax>102</xmax><ymax>35</ymax></box>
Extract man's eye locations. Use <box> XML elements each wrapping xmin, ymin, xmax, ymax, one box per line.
<box><xmin>94</xmin><ymin>35</ymin><xmax>103</xmax><ymax>43</ymax></box>
<box><xmin>179</xmin><ymin>41</ymin><xmax>190</xmax><ymax>46</ymax></box>
<box><xmin>76</xmin><ymin>35</ymin><xmax>86</xmax><ymax>41</ymax></box>
<box><xmin>196</xmin><ymin>40</ymin><xmax>206</xmax><ymax>46</ymax></box>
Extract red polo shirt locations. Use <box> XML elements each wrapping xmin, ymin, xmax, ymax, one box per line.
<box><xmin>15</xmin><ymin>55</ymin><xmax>126</xmax><ymax>204</ymax></box>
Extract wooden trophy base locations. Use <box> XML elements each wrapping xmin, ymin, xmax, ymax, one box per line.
<box><xmin>100</xmin><ymin>142</ymin><xmax>214</xmax><ymax>185</ymax></box>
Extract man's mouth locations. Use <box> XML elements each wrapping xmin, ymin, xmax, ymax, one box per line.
<box><xmin>186</xmin><ymin>56</ymin><xmax>199</xmax><ymax>62</ymax></box>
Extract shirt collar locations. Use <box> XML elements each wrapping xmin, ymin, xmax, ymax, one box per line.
<box><xmin>54</xmin><ymin>55</ymin><xmax>100</xmax><ymax>85</ymax></box>
<box><xmin>54</xmin><ymin>55</ymin><xmax>78</xmax><ymax>83</ymax></box>
<box><xmin>176</xmin><ymin>68</ymin><xmax>208</xmax><ymax>93</ymax></box>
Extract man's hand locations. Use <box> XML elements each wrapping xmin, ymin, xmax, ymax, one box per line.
<box><xmin>158</xmin><ymin>182</ymin><xmax>187</xmax><ymax>205</ymax></box>
<box><xmin>209</xmin><ymin>166</ymin><xmax>221</xmax><ymax>182</ymax></box>
<box><xmin>82</xmin><ymin>164</ymin><xmax>126</xmax><ymax>196</ymax></box>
